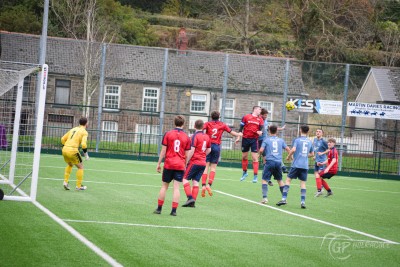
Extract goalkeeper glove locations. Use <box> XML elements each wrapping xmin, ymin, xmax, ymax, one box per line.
<box><xmin>84</xmin><ymin>152</ymin><xmax>89</xmax><ymax>161</ymax></box>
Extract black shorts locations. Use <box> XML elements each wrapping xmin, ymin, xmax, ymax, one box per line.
<box><xmin>162</xmin><ymin>168</ymin><xmax>184</xmax><ymax>183</ymax></box>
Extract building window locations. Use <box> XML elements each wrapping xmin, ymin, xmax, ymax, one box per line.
<box><xmin>259</xmin><ymin>101</ymin><xmax>273</xmax><ymax>120</ymax></box>
<box><xmin>55</xmin><ymin>79</ymin><xmax>71</xmax><ymax>104</ymax></box>
<box><xmin>135</xmin><ymin>124</ymin><xmax>159</xmax><ymax>144</ymax></box>
<box><xmin>142</xmin><ymin>88</ymin><xmax>159</xmax><ymax>112</ymax></box>
<box><xmin>102</xmin><ymin>121</ymin><xmax>118</xmax><ymax>142</ymax></box>
<box><xmin>104</xmin><ymin>85</ymin><xmax>121</xmax><ymax>110</ymax></box>
<box><xmin>219</xmin><ymin>98</ymin><xmax>235</xmax><ymax>126</ymax></box>
<box><xmin>190</xmin><ymin>94</ymin><xmax>207</xmax><ymax>113</ymax></box>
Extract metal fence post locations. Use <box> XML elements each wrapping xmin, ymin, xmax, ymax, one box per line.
<box><xmin>96</xmin><ymin>43</ymin><xmax>107</xmax><ymax>152</ymax></box>
<box><xmin>158</xmin><ymin>48</ymin><xmax>169</xmax><ymax>155</ymax></box>
<box><xmin>220</xmin><ymin>54</ymin><xmax>229</xmax><ymax>122</ymax></box>
<box><xmin>339</xmin><ymin>64</ymin><xmax>350</xmax><ymax>171</ymax></box>
<box><xmin>281</xmin><ymin>59</ymin><xmax>290</xmax><ymax>138</ymax></box>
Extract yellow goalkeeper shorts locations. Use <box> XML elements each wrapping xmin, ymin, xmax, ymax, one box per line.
<box><xmin>62</xmin><ymin>150</ymin><xmax>82</xmax><ymax>165</ymax></box>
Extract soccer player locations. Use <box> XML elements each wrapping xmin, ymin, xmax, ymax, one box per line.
<box><xmin>182</xmin><ymin>120</ymin><xmax>211</xmax><ymax>207</ymax></box>
<box><xmin>239</xmin><ymin>106</ymin><xmax>264</xmax><ymax>183</ymax></box>
<box><xmin>313</xmin><ymin>129</ymin><xmax>329</xmax><ymax>196</ymax></box>
<box><xmin>154</xmin><ymin>115</ymin><xmax>191</xmax><ymax>216</ymax></box>
<box><xmin>201</xmin><ymin>111</ymin><xmax>242</xmax><ymax>197</ymax></box>
<box><xmin>258</xmin><ymin>125</ymin><xmax>291</xmax><ymax>204</ymax></box>
<box><xmin>276</xmin><ymin>125</ymin><xmax>314</xmax><ymax>209</ymax></box>
<box><xmin>61</xmin><ymin>117</ymin><xmax>89</xmax><ymax>191</ymax></box>
<box><xmin>258</xmin><ymin>108</ymin><xmax>287</xmax><ymax>187</ymax></box>
<box><xmin>315</xmin><ymin>138</ymin><xmax>338</xmax><ymax>197</ymax></box>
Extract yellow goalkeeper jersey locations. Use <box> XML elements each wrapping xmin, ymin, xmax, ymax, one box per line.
<box><xmin>61</xmin><ymin>125</ymin><xmax>88</xmax><ymax>153</ymax></box>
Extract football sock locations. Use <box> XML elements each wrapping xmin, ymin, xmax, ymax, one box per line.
<box><xmin>301</xmin><ymin>188</ymin><xmax>306</xmax><ymax>203</ymax></box>
<box><xmin>262</xmin><ymin>183</ymin><xmax>268</xmax><ymax>198</ymax></box>
<box><xmin>252</xmin><ymin>162</ymin><xmax>259</xmax><ymax>175</ymax></box>
<box><xmin>201</xmin><ymin>173</ymin><xmax>207</xmax><ymax>185</ymax></box>
<box><xmin>76</xmin><ymin>169</ymin><xmax>84</xmax><ymax>187</ymax></box>
<box><xmin>209</xmin><ymin>171</ymin><xmax>215</xmax><ymax>185</ymax></box>
<box><xmin>183</xmin><ymin>183</ymin><xmax>192</xmax><ymax>198</ymax></box>
<box><xmin>321</xmin><ymin>179</ymin><xmax>331</xmax><ymax>192</ymax></box>
<box><xmin>64</xmin><ymin>165</ymin><xmax>72</xmax><ymax>183</ymax></box>
<box><xmin>157</xmin><ymin>199</ymin><xmax>164</xmax><ymax>210</ymax></box>
<box><xmin>172</xmin><ymin>201</ymin><xmax>178</xmax><ymax>213</ymax></box>
<box><xmin>316</xmin><ymin>177</ymin><xmax>322</xmax><ymax>191</ymax></box>
<box><xmin>279</xmin><ymin>186</ymin><xmax>284</xmax><ymax>194</ymax></box>
<box><xmin>242</xmin><ymin>159</ymin><xmax>249</xmax><ymax>172</ymax></box>
<box><xmin>282</xmin><ymin>185</ymin><xmax>290</xmax><ymax>200</ymax></box>
<box><xmin>192</xmin><ymin>185</ymin><xmax>199</xmax><ymax>200</ymax></box>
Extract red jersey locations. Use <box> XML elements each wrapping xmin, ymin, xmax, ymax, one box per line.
<box><xmin>327</xmin><ymin>147</ymin><xmax>338</xmax><ymax>174</ymax></box>
<box><xmin>162</xmin><ymin>128</ymin><xmax>191</xmax><ymax>170</ymax></box>
<box><xmin>203</xmin><ymin>120</ymin><xmax>232</xmax><ymax>145</ymax></box>
<box><xmin>240</xmin><ymin>114</ymin><xmax>264</xmax><ymax>139</ymax></box>
<box><xmin>189</xmin><ymin>131</ymin><xmax>211</xmax><ymax>166</ymax></box>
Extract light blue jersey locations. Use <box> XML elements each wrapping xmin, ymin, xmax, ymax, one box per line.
<box><xmin>313</xmin><ymin>137</ymin><xmax>328</xmax><ymax>162</ymax></box>
<box><xmin>259</xmin><ymin>119</ymin><xmax>269</xmax><ymax>141</ymax></box>
<box><xmin>291</xmin><ymin>136</ymin><xmax>313</xmax><ymax>169</ymax></box>
<box><xmin>261</xmin><ymin>136</ymin><xmax>288</xmax><ymax>163</ymax></box>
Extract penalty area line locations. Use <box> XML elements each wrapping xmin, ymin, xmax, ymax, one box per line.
<box><xmin>32</xmin><ymin>201</ymin><xmax>123</xmax><ymax>267</ymax></box>
<box><xmin>215</xmin><ymin>190</ymin><xmax>399</xmax><ymax>245</ymax></box>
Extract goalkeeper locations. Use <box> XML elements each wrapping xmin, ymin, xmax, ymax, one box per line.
<box><xmin>61</xmin><ymin>117</ymin><xmax>89</xmax><ymax>191</ymax></box>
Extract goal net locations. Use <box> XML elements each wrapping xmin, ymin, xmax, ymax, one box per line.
<box><xmin>0</xmin><ymin>61</ymin><xmax>48</xmax><ymax>201</ymax></box>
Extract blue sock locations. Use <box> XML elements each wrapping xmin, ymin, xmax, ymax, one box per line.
<box><xmin>279</xmin><ymin>186</ymin><xmax>284</xmax><ymax>194</ymax></box>
<box><xmin>301</xmin><ymin>188</ymin><xmax>306</xmax><ymax>203</ymax></box>
<box><xmin>282</xmin><ymin>185</ymin><xmax>290</xmax><ymax>200</ymax></box>
<box><xmin>262</xmin><ymin>184</ymin><xmax>268</xmax><ymax>198</ymax></box>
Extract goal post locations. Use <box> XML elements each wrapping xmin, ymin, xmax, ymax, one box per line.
<box><xmin>0</xmin><ymin>61</ymin><xmax>48</xmax><ymax>201</ymax></box>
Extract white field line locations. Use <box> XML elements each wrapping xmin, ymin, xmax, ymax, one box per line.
<box><xmin>41</xmin><ymin>177</ymin><xmax>159</xmax><ymax>188</ymax></box>
<box><xmin>39</xmin><ymin>169</ymin><xmax>400</xmax><ymax>194</ymax></box>
<box><xmin>215</xmin><ymin>190</ymin><xmax>399</xmax><ymax>245</ymax></box>
<box><xmin>32</xmin><ymin>201</ymin><xmax>123</xmax><ymax>267</ymax></box>
<box><xmin>62</xmin><ymin>219</ymin><xmax>392</xmax><ymax>245</ymax></box>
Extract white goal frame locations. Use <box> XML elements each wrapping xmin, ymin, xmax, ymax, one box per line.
<box><xmin>0</xmin><ymin>63</ymin><xmax>48</xmax><ymax>201</ymax></box>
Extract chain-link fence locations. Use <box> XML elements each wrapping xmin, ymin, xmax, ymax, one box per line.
<box><xmin>1</xmin><ymin>32</ymin><xmax>399</xmax><ymax>177</ymax></box>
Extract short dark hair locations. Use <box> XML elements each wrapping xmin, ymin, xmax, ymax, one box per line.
<box><xmin>300</xmin><ymin>125</ymin><xmax>309</xmax><ymax>134</ymax></box>
<box><xmin>252</xmin><ymin>105</ymin><xmax>261</xmax><ymax>111</ymax></box>
<box><xmin>211</xmin><ymin>111</ymin><xmax>220</xmax><ymax>120</ymax></box>
<box><xmin>261</xmin><ymin>108</ymin><xmax>268</xmax><ymax>115</ymax></box>
<box><xmin>328</xmin><ymin>138</ymin><xmax>336</xmax><ymax>144</ymax></box>
<box><xmin>174</xmin><ymin>115</ymin><xmax>185</xmax><ymax>127</ymax></box>
<box><xmin>317</xmin><ymin>128</ymin><xmax>324</xmax><ymax>133</ymax></box>
<box><xmin>194</xmin><ymin>119</ymin><xmax>204</xmax><ymax>130</ymax></box>
<box><xmin>79</xmin><ymin>117</ymin><xmax>88</xmax><ymax>126</ymax></box>
<box><xmin>269</xmin><ymin>125</ymin><xmax>277</xmax><ymax>134</ymax></box>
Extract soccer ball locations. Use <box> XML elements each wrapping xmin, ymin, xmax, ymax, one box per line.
<box><xmin>285</xmin><ymin>101</ymin><xmax>296</xmax><ymax>111</ymax></box>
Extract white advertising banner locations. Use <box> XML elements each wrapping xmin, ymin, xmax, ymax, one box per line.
<box><xmin>347</xmin><ymin>102</ymin><xmax>400</xmax><ymax>120</ymax></box>
<box><xmin>314</xmin><ymin>100</ymin><xmax>342</xmax><ymax>115</ymax></box>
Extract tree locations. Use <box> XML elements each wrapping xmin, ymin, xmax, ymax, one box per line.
<box><xmin>51</xmin><ymin>0</ymin><xmax>157</xmax><ymax>117</ymax></box>
<box><xmin>376</xmin><ymin>21</ymin><xmax>400</xmax><ymax>66</ymax></box>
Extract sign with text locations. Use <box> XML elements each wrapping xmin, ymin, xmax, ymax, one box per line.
<box><xmin>347</xmin><ymin>102</ymin><xmax>400</xmax><ymax>120</ymax></box>
<box><xmin>289</xmin><ymin>99</ymin><xmax>342</xmax><ymax>115</ymax></box>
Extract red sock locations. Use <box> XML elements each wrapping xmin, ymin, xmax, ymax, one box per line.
<box><xmin>252</xmin><ymin>162</ymin><xmax>259</xmax><ymax>175</ymax></box>
<box><xmin>321</xmin><ymin>179</ymin><xmax>330</xmax><ymax>191</ymax></box>
<box><xmin>158</xmin><ymin>199</ymin><xmax>164</xmax><ymax>207</ymax></box>
<box><xmin>183</xmin><ymin>183</ymin><xmax>192</xmax><ymax>197</ymax></box>
<box><xmin>209</xmin><ymin>171</ymin><xmax>215</xmax><ymax>185</ymax></box>
<box><xmin>192</xmin><ymin>186</ymin><xmax>199</xmax><ymax>200</ymax></box>
<box><xmin>201</xmin><ymin>173</ymin><xmax>207</xmax><ymax>185</ymax></box>
<box><xmin>172</xmin><ymin>202</ymin><xmax>179</xmax><ymax>209</ymax></box>
<box><xmin>316</xmin><ymin>178</ymin><xmax>322</xmax><ymax>191</ymax></box>
<box><xmin>242</xmin><ymin>159</ymin><xmax>248</xmax><ymax>171</ymax></box>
